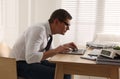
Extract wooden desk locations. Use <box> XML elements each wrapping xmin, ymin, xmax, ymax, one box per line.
<box><xmin>49</xmin><ymin>50</ymin><xmax>119</xmax><ymax>79</ymax></box>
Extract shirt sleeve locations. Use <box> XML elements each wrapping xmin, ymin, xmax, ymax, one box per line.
<box><xmin>25</xmin><ymin>27</ymin><xmax>46</xmax><ymax>64</ymax></box>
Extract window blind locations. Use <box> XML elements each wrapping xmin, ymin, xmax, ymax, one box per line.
<box><xmin>60</xmin><ymin>0</ymin><xmax>97</xmax><ymax>45</ymax></box>
<box><xmin>59</xmin><ymin>0</ymin><xmax>120</xmax><ymax>45</ymax></box>
<box><xmin>104</xmin><ymin>0</ymin><xmax>120</xmax><ymax>34</ymax></box>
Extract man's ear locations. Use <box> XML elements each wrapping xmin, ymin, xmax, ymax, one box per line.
<box><xmin>54</xmin><ymin>18</ymin><xmax>59</xmax><ymax>24</ymax></box>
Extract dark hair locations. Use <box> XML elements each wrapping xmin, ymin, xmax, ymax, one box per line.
<box><xmin>48</xmin><ymin>9</ymin><xmax>72</xmax><ymax>23</ymax></box>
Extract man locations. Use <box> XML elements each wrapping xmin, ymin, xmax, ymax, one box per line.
<box><xmin>10</xmin><ymin>9</ymin><xmax>78</xmax><ymax>79</ymax></box>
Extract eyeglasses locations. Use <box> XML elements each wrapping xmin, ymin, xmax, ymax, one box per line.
<box><xmin>63</xmin><ymin>21</ymin><xmax>70</xmax><ymax>27</ymax></box>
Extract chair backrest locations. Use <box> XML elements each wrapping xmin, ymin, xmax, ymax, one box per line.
<box><xmin>0</xmin><ymin>42</ymin><xmax>17</xmax><ymax>79</ymax></box>
<box><xmin>0</xmin><ymin>57</ymin><xmax>17</xmax><ymax>79</ymax></box>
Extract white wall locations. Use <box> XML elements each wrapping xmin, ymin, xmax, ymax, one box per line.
<box><xmin>33</xmin><ymin>0</ymin><xmax>57</xmax><ymax>23</ymax></box>
<box><xmin>18</xmin><ymin>0</ymin><xmax>57</xmax><ymax>34</ymax></box>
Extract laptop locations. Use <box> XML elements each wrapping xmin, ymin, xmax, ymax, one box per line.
<box><xmin>66</xmin><ymin>48</ymin><xmax>86</xmax><ymax>55</ymax></box>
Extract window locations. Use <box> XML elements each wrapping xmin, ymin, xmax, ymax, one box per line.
<box><xmin>59</xmin><ymin>0</ymin><xmax>97</xmax><ymax>45</ymax></box>
<box><xmin>104</xmin><ymin>0</ymin><xmax>120</xmax><ymax>34</ymax></box>
<box><xmin>59</xmin><ymin>0</ymin><xmax>120</xmax><ymax>46</ymax></box>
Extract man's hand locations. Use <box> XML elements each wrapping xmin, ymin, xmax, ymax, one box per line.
<box><xmin>63</xmin><ymin>42</ymin><xmax>78</xmax><ymax>50</ymax></box>
<box><xmin>54</xmin><ymin>45</ymin><xmax>70</xmax><ymax>54</ymax></box>
<box><xmin>42</xmin><ymin>42</ymin><xmax>78</xmax><ymax>60</ymax></box>
<box><xmin>54</xmin><ymin>42</ymin><xmax>78</xmax><ymax>54</ymax></box>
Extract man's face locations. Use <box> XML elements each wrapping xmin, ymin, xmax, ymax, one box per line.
<box><xmin>56</xmin><ymin>19</ymin><xmax>70</xmax><ymax>35</ymax></box>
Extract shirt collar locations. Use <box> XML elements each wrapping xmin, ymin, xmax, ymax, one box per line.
<box><xmin>44</xmin><ymin>21</ymin><xmax>52</xmax><ymax>38</ymax></box>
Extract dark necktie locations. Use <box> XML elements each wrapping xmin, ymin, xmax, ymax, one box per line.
<box><xmin>45</xmin><ymin>35</ymin><xmax>53</xmax><ymax>51</ymax></box>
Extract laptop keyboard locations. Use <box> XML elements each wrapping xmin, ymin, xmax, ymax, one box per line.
<box><xmin>68</xmin><ymin>49</ymin><xmax>86</xmax><ymax>55</ymax></box>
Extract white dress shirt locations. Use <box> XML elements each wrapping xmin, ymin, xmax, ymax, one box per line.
<box><xmin>10</xmin><ymin>21</ymin><xmax>52</xmax><ymax>64</ymax></box>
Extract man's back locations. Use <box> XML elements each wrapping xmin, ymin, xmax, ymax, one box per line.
<box><xmin>10</xmin><ymin>22</ymin><xmax>50</xmax><ymax>64</ymax></box>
